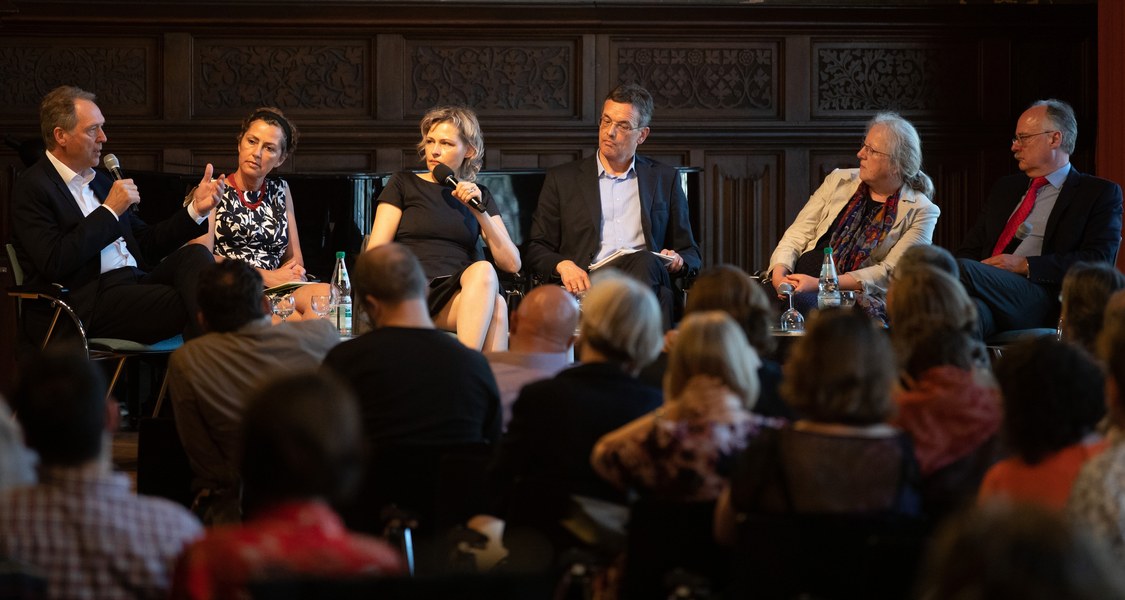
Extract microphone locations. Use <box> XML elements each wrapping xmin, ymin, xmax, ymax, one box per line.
<box><xmin>103</xmin><ymin>153</ymin><xmax>137</xmax><ymax>213</ymax></box>
<box><xmin>432</xmin><ymin>163</ymin><xmax>486</xmax><ymax>213</ymax></box>
<box><xmin>1015</xmin><ymin>221</ymin><xmax>1033</xmax><ymax>241</ymax></box>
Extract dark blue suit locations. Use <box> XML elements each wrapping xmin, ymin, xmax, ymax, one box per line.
<box><xmin>955</xmin><ymin>167</ymin><xmax>1123</xmax><ymax>337</ymax></box>
<box><xmin>11</xmin><ymin>156</ymin><xmax>212</xmax><ymax>343</ymax></box>
<box><xmin>526</xmin><ymin>154</ymin><xmax>701</xmax><ymax>279</ymax></box>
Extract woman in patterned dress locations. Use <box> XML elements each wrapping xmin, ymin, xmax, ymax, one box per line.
<box><xmin>191</xmin><ymin>107</ymin><xmax>330</xmax><ymax>320</ymax></box>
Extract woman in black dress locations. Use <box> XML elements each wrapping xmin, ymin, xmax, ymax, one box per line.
<box><xmin>366</xmin><ymin>106</ymin><xmax>520</xmax><ymax>350</ymax></box>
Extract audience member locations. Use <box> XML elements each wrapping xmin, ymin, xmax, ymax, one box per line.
<box><xmin>956</xmin><ymin>99</ymin><xmax>1123</xmax><ymax>338</ymax></box>
<box><xmin>189</xmin><ymin>107</ymin><xmax>332</xmax><ymax>320</ymax></box>
<box><xmin>979</xmin><ymin>337</ymin><xmax>1106</xmax><ymax>510</ymax></box>
<box><xmin>892</xmin><ymin>327</ymin><xmax>1002</xmax><ymax>518</ymax></box>
<box><xmin>768</xmin><ymin>112</ymin><xmax>938</xmax><ymax>313</ymax></box>
<box><xmin>593</xmin><ymin>311</ymin><xmax>782</xmax><ymax>502</ymax></box>
<box><xmin>323</xmin><ymin>243</ymin><xmax>501</xmax><ymax>448</ymax></box>
<box><xmin>168</xmin><ymin>259</ymin><xmax>341</xmax><ymax>524</ymax></box>
<box><xmin>171</xmin><ymin>372</ymin><xmax>404</xmax><ymax>599</ymax></box>
<box><xmin>0</xmin><ymin>399</ymin><xmax>34</xmax><ymax>491</ymax></box>
<box><xmin>1069</xmin><ymin>318</ymin><xmax>1125</xmax><ymax>561</ymax></box>
<box><xmin>715</xmin><ymin>309</ymin><xmax>921</xmax><ymax>545</ymax></box>
<box><xmin>490</xmin><ymin>272</ymin><xmax>663</xmax><ymax>548</ymax></box>
<box><xmin>526</xmin><ymin>83</ymin><xmax>700</xmax><ymax>326</ymax></box>
<box><xmin>1059</xmin><ymin>261</ymin><xmax>1125</xmax><ymax>354</ymax></box>
<box><xmin>10</xmin><ymin>85</ymin><xmax>222</xmax><ymax>343</ymax></box>
<box><xmin>893</xmin><ymin>243</ymin><xmax>959</xmax><ymax>279</ymax></box>
<box><xmin>0</xmin><ymin>350</ymin><xmax>201</xmax><ymax>599</ymax></box>
<box><xmin>641</xmin><ymin>264</ymin><xmax>792</xmax><ymax>419</ymax></box>
<box><xmin>917</xmin><ymin>503</ymin><xmax>1125</xmax><ymax>600</ymax></box>
<box><xmin>886</xmin><ymin>265</ymin><xmax>979</xmax><ymax>363</ymax></box>
<box><xmin>485</xmin><ymin>285</ymin><xmax>578</xmax><ymax>429</ymax></box>
<box><xmin>366</xmin><ymin>105</ymin><xmax>520</xmax><ymax>351</ymax></box>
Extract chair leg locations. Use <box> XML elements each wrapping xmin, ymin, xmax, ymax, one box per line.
<box><xmin>105</xmin><ymin>356</ymin><xmax>128</xmax><ymax>402</ymax></box>
<box><xmin>152</xmin><ymin>372</ymin><xmax>171</xmax><ymax>418</ymax></box>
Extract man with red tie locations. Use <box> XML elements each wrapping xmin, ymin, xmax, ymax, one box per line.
<box><xmin>955</xmin><ymin>99</ymin><xmax>1123</xmax><ymax>338</ymax></box>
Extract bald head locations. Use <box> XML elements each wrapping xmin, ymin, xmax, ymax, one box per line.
<box><xmin>354</xmin><ymin>242</ymin><xmax>426</xmax><ymax>304</ymax></box>
<box><xmin>510</xmin><ymin>286</ymin><xmax>579</xmax><ymax>353</ymax></box>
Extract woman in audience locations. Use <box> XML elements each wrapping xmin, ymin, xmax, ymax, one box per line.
<box><xmin>715</xmin><ymin>309</ymin><xmax>921</xmax><ymax>544</ymax></box>
<box><xmin>490</xmin><ymin>273</ymin><xmax>663</xmax><ymax>550</ymax></box>
<box><xmin>1060</xmin><ymin>261</ymin><xmax>1125</xmax><ymax>354</ymax></box>
<box><xmin>641</xmin><ymin>264</ymin><xmax>791</xmax><ymax>419</ymax></box>
<box><xmin>767</xmin><ymin>112</ymin><xmax>938</xmax><ymax>312</ymax></box>
<box><xmin>191</xmin><ymin>107</ymin><xmax>330</xmax><ymax>320</ymax></box>
<box><xmin>919</xmin><ymin>503</ymin><xmax>1125</xmax><ymax>600</ymax></box>
<box><xmin>593</xmin><ymin>311</ymin><xmax>782</xmax><ymax>502</ymax></box>
<box><xmin>893</xmin><ymin>327</ymin><xmax>1002</xmax><ymax>518</ymax></box>
<box><xmin>886</xmin><ymin>264</ymin><xmax>979</xmax><ymax>361</ymax></box>
<box><xmin>979</xmin><ymin>336</ymin><xmax>1106</xmax><ymax>510</ymax></box>
<box><xmin>172</xmin><ymin>372</ymin><xmax>404</xmax><ymax>599</ymax></box>
<box><xmin>366</xmin><ymin>105</ymin><xmax>520</xmax><ymax>351</ymax></box>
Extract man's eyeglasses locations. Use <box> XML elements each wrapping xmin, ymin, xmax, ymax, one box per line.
<box><xmin>859</xmin><ymin>140</ymin><xmax>890</xmax><ymax>158</ymax></box>
<box><xmin>1011</xmin><ymin>130</ymin><xmax>1057</xmax><ymax>146</ymax></box>
<box><xmin>600</xmin><ymin>115</ymin><xmax>639</xmax><ymax>133</ymax></box>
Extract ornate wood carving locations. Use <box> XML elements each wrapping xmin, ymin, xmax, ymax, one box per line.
<box><xmin>407</xmin><ymin>40</ymin><xmax>576</xmax><ymax>116</ymax></box>
<box><xmin>813</xmin><ymin>42</ymin><xmax>974</xmax><ymax>117</ymax></box>
<box><xmin>0</xmin><ymin>40</ymin><xmax>156</xmax><ymax>116</ymax></box>
<box><xmin>193</xmin><ymin>39</ymin><xmax>370</xmax><ymax>116</ymax></box>
<box><xmin>703</xmin><ymin>153</ymin><xmax>781</xmax><ymax>271</ymax></box>
<box><xmin>613</xmin><ymin>42</ymin><xmax>777</xmax><ymax>118</ymax></box>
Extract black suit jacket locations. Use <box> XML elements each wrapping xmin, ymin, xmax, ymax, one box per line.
<box><xmin>525</xmin><ymin>154</ymin><xmax>701</xmax><ymax>278</ymax></box>
<box><xmin>956</xmin><ymin>167</ymin><xmax>1123</xmax><ymax>286</ymax></box>
<box><xmin>11</xmin><ymin>156</ymin><xmax>207</xmax><ymax>294</ymax></box>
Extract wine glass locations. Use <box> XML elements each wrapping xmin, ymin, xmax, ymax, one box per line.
<box><xmin>840</xmin><ymin>290</ymin><xmax>858</xmax><ymax>308</ymax></box>
<box><xmin>310</xmin><ymin>294</ymin><xmax>332</xmax><ymax>319</ymax></box>
<box><xmin>272</xmin><ymin>294</ymin><xmax>296</xmax><ymax>321</ymax></box>
<box><xmin>778</xmin><ymin>282</ymin><xmax>804</xmax><ymax>333</ymax></box>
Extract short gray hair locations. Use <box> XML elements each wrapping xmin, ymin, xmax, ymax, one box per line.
<box><xmin>868</xmin><ymin>112</ymin><xmax>934</xmax><ymax>198</ymax></box>
<box><xmin>1032</xmin><ymin>99</ymin><xmax>1078</xmax><ymax>155</ymax></box>
<box><xmin>606</xmin><ymin>83</ymin><xmax>654</xmax><ymax>129</ymax></box>
<box><xmin>580</xmin><ymin>271</ymin><xmax>663</xmax><ymax>371</ymax></box>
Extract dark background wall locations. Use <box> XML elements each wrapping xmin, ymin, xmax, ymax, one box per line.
<box><xmin>0</xmin><ymin>0</ymin><xmax>1099</xmax><ymax>382</ymax></box>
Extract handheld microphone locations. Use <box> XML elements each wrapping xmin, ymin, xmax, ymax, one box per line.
<box><xmin>1015</xmin><ymin>221</ymin><xmax>1033</xmax><ymax>241</ymax></box>
<box><xmin>103</xmin><ymin>153</ymin><xmax>137</xmax><ymax>213</ymax></box>
<box><xmin>432</xmin><ymin>163</ymin><xmax>486</xmax><ymax>213</ymax></box>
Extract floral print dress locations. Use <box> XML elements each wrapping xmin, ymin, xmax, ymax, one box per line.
<box><xmin>213</xmin><ymin>177</ymin><xmax>289</xmax><ymax>270</ymax></box>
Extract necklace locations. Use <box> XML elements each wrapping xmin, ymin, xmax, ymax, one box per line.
<box><xmin>228</xmin><ymin>176</ymin><xmax>267</xmax><ymax>210</ymax></box>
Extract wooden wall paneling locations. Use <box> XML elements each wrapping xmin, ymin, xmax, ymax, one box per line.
<box><xmin>703</xmin><ymin>152</ymin><xmax>780</xmax><ymax>272</ymax></box>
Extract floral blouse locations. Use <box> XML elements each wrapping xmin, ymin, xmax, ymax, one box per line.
<box><xmin>213</xmin><ymin>177</ymin><xmax>289</xmax><ymax>270</ymax></box>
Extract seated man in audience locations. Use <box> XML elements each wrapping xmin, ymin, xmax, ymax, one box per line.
<box><xmin>167</xmin><ymin>259</ymin><xmax>341</xmax><ymax>525</ymax></box>
<box><xmin>0</xmin><ymin>350</ymin><xmax>201</xmax><ymax>599</ymax></box>
<box><xmin>10</xmin><ymin>85</ymin><xmax>224</xmax><ymax>343</ymax></box>
<box><xmin>485</xmin><ymin>285</ymin><xmax>578</xmax><ymax>429</ymax></box>
<box><xmin>171</xmin><ymin>372</ymin><xmax>405</xmax><ymax>599</ymax></box>
<box><xmin>955</xmin><ymin>99</ymin><xmax>1123</xmax><ymax>338</ymax></box>
<box><xmin>323</xmin><ymin>243</ymin><xmax>501</xmax><ymax>448</ymax></box>
<box><xmin>526</xmin><ymin>83</ymin><xmax>700</xmax><ymax>327</ymax></box>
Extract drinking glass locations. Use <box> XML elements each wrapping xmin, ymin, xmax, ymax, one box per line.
<box><xmin>840</xmin><ymin>290</ymin><xmax>857</xmax><ymax>308</ymax></box>
<box><xmin>778</xmin><ymin>283</ymin><xmax>805</xmax><ymax>332</ymax></box>
<box><xmin>311</xmin><ymin>294</ymin><xmax>332</xmax><ymax>319</ymax></box>
<box><xmin>272</xmin><ymin>294</ymin><xmax>296</xmax><ymax>321</ymax></box>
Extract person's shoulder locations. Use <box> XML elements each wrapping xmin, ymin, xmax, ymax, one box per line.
<box><xmin>132</xmin><ymin>492</ymin><xmax>203</xmax><ymax>534</ymax></box>
<box><xmin>1070</xmin><ymin>169</ymin><xmax>1123</xmax><ymax>194</ymax></box>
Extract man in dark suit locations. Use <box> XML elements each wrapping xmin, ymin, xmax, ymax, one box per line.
<box><xmin>525</xmin><ymin>83</ymin><xmax>700</xmax><ymax>325</ymax></box>
<box><xmin>956</xmin><ymin>99</ymin><xmax>1123</xmax><ymax>338</ymax></box>
<box><xmin>10</xmin><ymin>85</ymin><xmax>223</xmax><ymax>343</ymax></box>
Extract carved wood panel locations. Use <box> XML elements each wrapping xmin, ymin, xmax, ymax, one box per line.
<box><xmin>611</xmin><ymin>40</ymin><xmax>779</xmax><ymax>119</ymax></box>
<box><xmin>193</xmin><ymin>38</ymin><xmax>372</xmax><ymax>117</ymax></box>
<box><xmin>703</xmin><ymin>153</ymin><xmax>781</xmax><ymax>272</ymax></box>
<box><xmin>405</xmin><ymin>38</ymin><xmax>580</xmax><ymax>118</ymax></box>
<box><xmin>0</xmin><ymin>37</ymin><xmax>159</xmax><ymax>117</ymax></box>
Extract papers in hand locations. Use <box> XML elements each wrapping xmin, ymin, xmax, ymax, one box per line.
<box><xmin>588</xmin><ymin>248</ymin><xmax>675</xmax><ymax>271</ymax></box>
<box><xmin>264</xmin><ymin>281</ymin><xmax>315</xmax><ymax>296</ymax></box>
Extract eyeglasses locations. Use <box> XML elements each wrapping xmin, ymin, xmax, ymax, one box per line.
<box><xmin>600</xmin><ymin>115</ymin><xmax>639</xmax><ymax>134</ymax></box>
<box><xmin>1011</xmin><ymin>130</ymin><xmax>1057</xmax><ymax>146</ymax></box>
<box><xmin>859</xmin><ymin>140</ymin><xmax>890</xmax><ymax>158</ymax></box>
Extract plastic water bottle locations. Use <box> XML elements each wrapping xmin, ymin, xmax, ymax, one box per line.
<box><xmin>817</xmin><ymin>247</ymin><xmax>842</xmax><ymax>309</ymax></box>
<box><xmin>330</xmin><ymin>251</ymin><xmax>353</xmax><ymax>336</ymax></box>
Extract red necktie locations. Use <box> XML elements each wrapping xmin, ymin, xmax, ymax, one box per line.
<box><xmin>992</xmin><ymin>176</ymin><xmax>1049</xmax><ymax>257</ymax></box>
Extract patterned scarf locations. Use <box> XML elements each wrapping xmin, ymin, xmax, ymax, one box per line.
<box><xmin>829</xmin><ymin>182</ymin><xmax>900</xmax><ymax>273</ymax></box>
